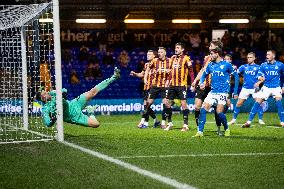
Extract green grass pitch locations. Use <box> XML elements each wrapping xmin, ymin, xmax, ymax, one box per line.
<box><xmin>0</xmin><ymin>112</ymin><xmax>284</xmax><ymax>189</ymax></box>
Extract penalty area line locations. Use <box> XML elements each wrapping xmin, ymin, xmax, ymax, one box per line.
<box><xmin>62</xmin><ymin>141</ymin><xmax>196</xmax><ymax>189</ymax></box>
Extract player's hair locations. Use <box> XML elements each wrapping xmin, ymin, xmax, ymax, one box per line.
<box><xmin>225</xmin><ymin>54</ymin><xmax>232</xmax><ymax>60</ymax></box>
<box><xmin>175</xmin><ymin>42</ymin><xmax>185</xmax><ymax>49</ymax></box>
<box><xmin>267</xmin><ymin>49</ymin><xmax>276</xmax><ymax>55</ymax></box>
<box><xmin>158</xmin><ymin>46</ymin><xmax>166</xmax><ymax>51</ymax></box>
<box><xmin>247</xmin><ymin>52</ymin><xmax>255</xmax><ymax>57</ymax></box>
<box><xmin>210</xmin><ymin>47</ymin><xmax>222</xmax><ymax>56</ymax></box>
<box><xmin>147</xmin><ymin>49</ymin><xmax>158</xmax><ymax>57</ymax></box>
<box><xmin>210</xmin><ymin>40</ymin><xmax>223</xmax><ymax>49</ymax></box>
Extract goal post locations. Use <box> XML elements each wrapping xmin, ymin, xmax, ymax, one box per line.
<box><xmin>0</xmin><ymin>0</ymin><xmax>64</xmax><ymax>143</ymax></box>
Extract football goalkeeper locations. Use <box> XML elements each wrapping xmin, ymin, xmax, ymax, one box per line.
<box><xmin>36</xmin><ymin>67</ymin><xmax>120</xmax><ymax>128</ymax></box>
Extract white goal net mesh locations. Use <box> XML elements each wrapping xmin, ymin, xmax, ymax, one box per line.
<box><xmin>0</xmin><ymin>1</ymin><xmax>59</xmax><ymax>143</ymax></box>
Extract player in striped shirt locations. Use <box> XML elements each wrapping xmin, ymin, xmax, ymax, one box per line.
<box><xmin>130</xmin><ymin>50</ymin><xmax>161</xmax><ymax>128</ymax></box>
<box><xmin>164</xmin><ymin>42</ymin><xmax>194</xmax><ymax>131</ymax></box>
<box><xmin>142</xmin><ymin>47</ymin><xmax>172</xmax><ymax>128</ymax></box>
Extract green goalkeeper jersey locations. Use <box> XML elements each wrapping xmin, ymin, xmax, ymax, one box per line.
<box><xmin>42</xmin><ymin>88</ymin><xmax>87</xmax><ymax>127</ymax></box>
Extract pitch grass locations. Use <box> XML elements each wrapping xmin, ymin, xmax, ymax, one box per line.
<box><xmin>1</xmin><ymin>112</ymin><xmax>284</xmax><ymax>189</ymax></box>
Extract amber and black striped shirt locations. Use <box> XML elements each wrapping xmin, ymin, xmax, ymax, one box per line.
<box><xmin>149</xmin><ymin>57</ymin><xmax>171</xmax><ymax>88</ymax></box>
<box><xmin>143</xmin><ymin>62</ymin><xmax>153</xmax><ymax>90</ymax></box>
<box><xmin>169</xmin><ymin>54</ymin><xmax>194</xmax><ymax>87</ymax></box>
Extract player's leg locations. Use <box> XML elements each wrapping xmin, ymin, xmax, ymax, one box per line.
<box><xmin>274</xmin><ymin>91</ymin><xmax>284</xmax><ymax>127</ymax></box>
<box><xmin>214</xmin><ymin>105</ymin><xmax>222</xmax><ymax>128</ymax></box>
<box><xmin>228</xmin><ymin>98</ymin><xmax>245</xmax><ymax>125</ymax></box>
<box><xmin>164</xmin><ymin>87</ymin><xmax>174</xmax><ymax>130</ymax></box>
<box><xmin>242</xmin><ymin>98</ymin><xmax>264</xmax><ymax>128</ymax></box>
<box><xmin>252</xmin><ymin>90</ymin><xmax>265</xmax><ymax>124</ymax></box>
<box><xmin>193</xmin><ymin>101</ymin><xmax>212</xmax><ymax>137</ymax></box>
<box><xmin>229</xmin><ymin>88</ymin><xmax>249</xmax><ymax>125</ymax></box>
<box><xmin>194</xmin><ymin>98</ymin><xmax>203</xmax><ymax>126</ymax></box>
<box><xmin>163</xmin><ymin>98</ymin><xmax>173</xmax><ymax>130</ymax></box>
<box><xmin>242</xmin><ymin>87</ymin><xmax>268</xmax><ymax>128</ymax></box>
<box><xmin>73</xmin><ymin>113</ymin><xmax>100</xmax><ymax>128</ymax></box>
<box><xmin>146</xmin><ymin>89</ymin><xmax>160</xmax><ymax>127</ymax></box>
<box><xmin>216</xmin><ymin>104</ymin><xmax>230</xmax><ymax>136</ymax></box>
<box><xmin>138</xmin><ymin>99</ymin><xmax>147</xmax><ymax>128</ymax></box>
<box><xmin>83</xmin><ymin>67</ymin><xmax>120</xmax><ymax>101</ymax></box>
<box><xmin>138</xmin><ymin>89</ymin><xmax>159</xmax><ymax>128</ymax></box>
<box><xmin>140</xmin><ymin>99</ymin><xmax>154</xmax><ymax>128</ymax></box>
<box><xmin>178</xmin><ymin>86</ymin><xmax>189</xmax><ymax>131</ymax></box>
<box><xmin>194</xmin><ymin>86</ymin><xmax>209</xmax><ymax>127</ymax></box>
<box><xmin>142</xmin><ymin>87</ymin><xmax>158</xmax><ymax>128</ymax></box>
<box><xmin>180</xmin><ymin>99</ymin><xmax>189</xmax><ymax>131</ymax></box>
<box><xmin>88</xmin><ymin>115</ymin><xmax>100</xmax><ymax>128</ymax></box>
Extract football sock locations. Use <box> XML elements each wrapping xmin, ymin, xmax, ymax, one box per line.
<box><xmin>218</xmin><ymin>112</ymin><xmax>228</xmax><ymax>130</ymax></box>
<box><xmin>183</xmin><ymin>109</ymin><xmax>189</xmax><ymax>125</ymax></box>
<box><xmin>162</xmin><ymin>104</ymin><xmax>167</xmax><ymax>121</ymax></box>
<box><xmin>258</xmin><ymin>104</ymin><xmax>264</xmax><ymax>120</ymax></box>
<box><xmin>149</xmin><ymin>107</ymin><xmax>156</xmax><ymax>119</ymax></box>
<box><xmin>214</xmin><ymin>109</ymin><xmax>222</xmax><ymax>126</ymax></box>
<box><xmin>248</xmin><ymin>102</ymin><xmax>261</xmax><ymax>121</ymax></box>
<box><xmin>195</xmin><ymin>109</ymin><xmax>200</xmax><ymax>126</ymax></box>
<box><xmin>276</xmin><ymin>100</ymin><xmax>284</xmax><ymax>122</ymax></box>
<box><xmin>198</xmin><ymin>108</ymin><xmax>207</xmax><ymax>132</ymax></box>
<box><xmin>233</xmin><ymin>106</ymin><xmax>241</xmax><ymax>119</ymax></box>
<box><xmin>166</xmin><ymin>107</ymin><xmax>172</xmax><ymax>123</ymax></box>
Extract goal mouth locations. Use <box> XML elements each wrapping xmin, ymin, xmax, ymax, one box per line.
<box><xmin>0</xmin><ymin>0</ymin><xmax>63</xmax><ymax>143</ymax></box>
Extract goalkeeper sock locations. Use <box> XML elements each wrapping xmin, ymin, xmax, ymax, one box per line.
<box><xmin>95</xmin><ymin>77</ymin><xmax>116</xmax><ymax>92</ymax></box>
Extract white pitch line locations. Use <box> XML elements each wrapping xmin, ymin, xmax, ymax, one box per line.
<box><xmin>117</xmin><ymin>152</ymin><xmax>284</xmax><ymax>159</ymax></box>
<box><xmin>63</xmin><ymin>141</ymin><xmax>196</xmax><ymax>189</ymax></box>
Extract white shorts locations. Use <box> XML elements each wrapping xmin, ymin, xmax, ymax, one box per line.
<box><xmin>204</xmin><ymin>92</ymin><xmax>228</xmax><ymax>106</ymax></box>
<box><xmin>239</xmin><ymin>88</ymin><xmax>261</xmax><ymax>100</ymax></box>
<box><xmin>257</xmin><ymin>86</ymin><xmax>282</xmax><ymax>100</ymax></box>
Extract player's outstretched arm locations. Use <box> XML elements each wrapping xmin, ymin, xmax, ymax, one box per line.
<box><xmin>130</xmin><ymin>70</ymin><xmax>145</xmax><ymax>78</ymax></box>
<box><xmin>199</xmin><ymin>71</ymin><xmax>208</xmax><ymax>90</ymax></box>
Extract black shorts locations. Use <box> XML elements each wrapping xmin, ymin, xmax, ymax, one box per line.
<box><xmin>148</xmin><ymin>86</ymin><xmax>167</xmax><ymax>99</ymax></box>
<box><xmin>167</xmin><ymin>86</ymin><xmax>187</xmax><ymax>100</ymax></box>
<box><xmin>195</xmin><ymin>85</ymin><xmax>211</xmax><ymax>101</ymax></box>
<box><xmin>143</xmin><ymin>89</ymin><xmax>150</xmax><ymax>100</ymax></box>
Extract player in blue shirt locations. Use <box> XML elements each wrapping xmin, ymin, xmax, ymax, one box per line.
<box><xmin>228</xmin><ymin>52</ymin><xmax>265</xmax><ymax>125</ymax></box>
<box><xmin>193</xmin><ymin>47</ymin><xmax>239</xmax><ymax>137</ymax></box>
<box><xmin>242</xmin><ymin>50</ymin><xmax>284</xmax><ymax>128</ymax></box>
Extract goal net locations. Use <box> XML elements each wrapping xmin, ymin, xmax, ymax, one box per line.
<box><xmin>0</xmin><ymin>0</ymin><xmax>63</xmax><ymax>143</ymax></box>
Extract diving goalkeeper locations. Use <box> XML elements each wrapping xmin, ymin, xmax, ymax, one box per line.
<box><xmin>36</xmin><ymin>67</ymin><xmax>120</xmax><ymax>128</ymax></box>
